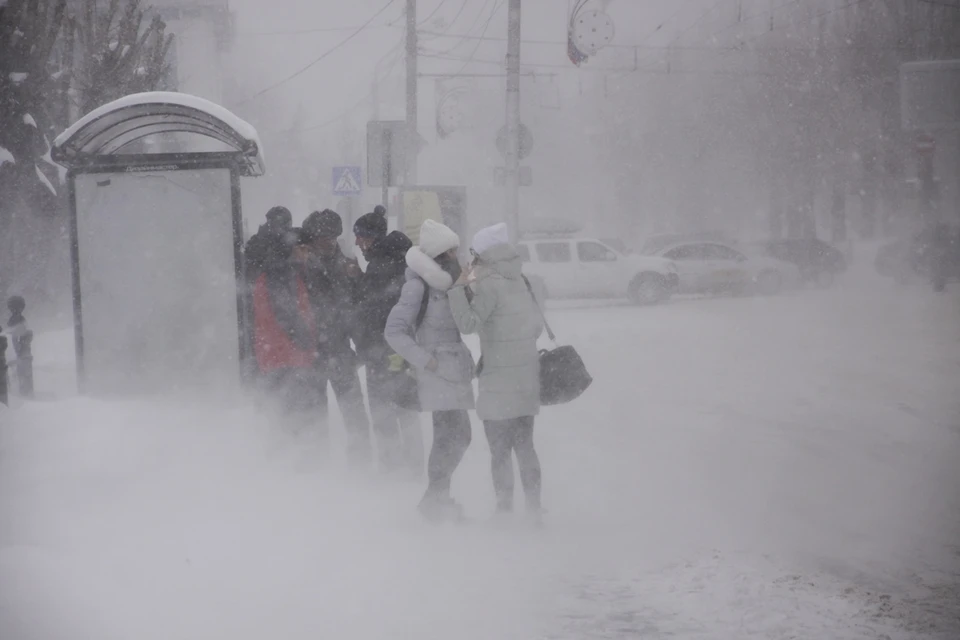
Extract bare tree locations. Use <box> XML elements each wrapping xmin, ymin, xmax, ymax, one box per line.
<box><xmin>0</xmin><ymin>0</ymin><xmax>171</xmax><ymax>308</ymax></box>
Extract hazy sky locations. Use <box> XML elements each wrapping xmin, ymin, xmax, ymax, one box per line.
<box><xmin>226</xmin><ymin>0</ymin><xmax>714</xmax><ymax>134</ymax></box>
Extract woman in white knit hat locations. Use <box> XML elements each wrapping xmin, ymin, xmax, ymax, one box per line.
<box><xmin>385</xmin><ymin>219</ymin><xmax>475</xmax><ymax>522</ymax></box>
<box><xmin>448</xmin><ymin>222</ymin><xmax>545</xmax><ymax>523</ymax></box>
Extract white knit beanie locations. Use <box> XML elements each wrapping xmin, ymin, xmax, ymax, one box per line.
<box><xmin>418</xmin><ymin>219</ymin><xmax>460</xmax><ymax>258</ymax></box>
<box><xmin>471</xmin><ymin>222</ymin><xmax>510</xmax><ymax>255</ymax></box>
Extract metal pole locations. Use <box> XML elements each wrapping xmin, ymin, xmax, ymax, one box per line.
<box><xmin>0</xmin><ymin>334</ymin><xmax>7</xmax><ymax>406</ymax></box>
<box><xmin>14</xmin><ymin>330</ymin><xmax>33</xmax><ymax>398</ymax></box>
<box><xmin>373</xmin><ymin>80</ymin><xmax>390</xmax><ymax>208</ymax></box>
<box><xmin>405</xmin><ymin>0</ymin><xmax>418</xmax><ymax>186</ymax></box>
<box><xmin>382</xmin><ymin>129</ymin><xmax>391</xmax><ymax>207</ymax></box>
<box><xmin>505</xmin><ymin>0</ymin><xmax>521</xmax><ymax>240</ymax></box>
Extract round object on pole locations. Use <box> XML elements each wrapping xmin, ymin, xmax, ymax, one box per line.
<box><xmin>915</xmin><ymin>133</ymin><xmax>936</xmax><ymax>154</ymax></box>
<box><xmin>496</xmin><ymin>123</ymin><xmax>534</xmax><ymax>160</ymax></box>
<box><xmin>572</xmin><ymin>10</ymin><xmax>615</xmax><ymax>56</ymax></box>
<box><xmin>436</xmin><ymin>87</ymin><xmax>467</xmax><ymax>139</ymax></box>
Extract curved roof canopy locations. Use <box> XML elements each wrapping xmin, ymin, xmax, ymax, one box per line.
<box><xmin>52</xmin><ymin>92</ymin><xmax>265</xmax><ymax>176</ymax></box>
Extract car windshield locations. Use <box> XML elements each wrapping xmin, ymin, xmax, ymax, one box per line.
<box><xmin>598</xmin><ymin>238</ymin><xmax>628</xmax><ymax>255</ymax></box>
<box><xmin>641</xmin><ymin>236</ymin><xmax>678</xmax><ymax>256</ymax></box>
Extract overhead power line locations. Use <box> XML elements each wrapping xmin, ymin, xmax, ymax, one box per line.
<box><xmin>451</xmin><ymin>0</ymin><xmax>505</xmax><ymax>75</ymax></box>
<box><xmin>420</xmin><ymin>49</ymin><xmax>774</xmax><ymax>76</ymax></box>
<box><xmin>426</xmin><ymin>0</ymin><xmax>499</xmax><ymax>56</ymax></box>
<box><xmin>292</xmin><ymin>47</ymin><xmax>405</xmax><ymax>134</ymax></box>
<box><xmin>418</xmin><ymin>0</ymin><xmax>450</xmax><ymax>27</ymax></box>
<box><xmin>237</xmin><ymin>0</ymin><xmax>399</xmax><ymax>105</ymax></box>
<box><xmin>418</xmin><ymin>0</ymin><xmax>473</xmax><ymax>41</ymax></box>
<box><xmin>238</xmin><ymin>24</ymin><xmax>396</xmax><ymax>37</ymax></box>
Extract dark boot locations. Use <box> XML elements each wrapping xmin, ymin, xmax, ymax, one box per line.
<box><xmin>418</xmin><ymin>491</ymin><xmax>464</xmax><ymax>523</ymax></box>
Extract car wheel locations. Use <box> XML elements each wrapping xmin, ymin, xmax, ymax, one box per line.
<box><xmin>814</xmin><ymin>269</ymin><xmax>835</xmax><ymax>289</ymax></box>
<box><xmin>629</xmin><ymin>273</ymin><xmax>668</xmax><ymax>305</ymax></box>
<box><xmin>756</xmin><ymin>270</ymin><xmax>782</xmax><ymax>296</ymax></box>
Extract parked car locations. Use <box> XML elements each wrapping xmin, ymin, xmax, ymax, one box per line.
<box><xmin>640</xmin><ymin>231</ymin><xmax>730</xmax><ymax>258</ymax></box>
<box><xmin>518</xmin><ymin>237</ymin><xmax>679</xmax><ymax>304</ymax></box>
<box><xmin>647</xmin><ymin>240</ymin><xmax>800</xmax><ymax>296</ymax></box>
<box><xmin>753</xmin><ymin>238</ymin><xmax>847</xmax><ymax>288</ymax></box>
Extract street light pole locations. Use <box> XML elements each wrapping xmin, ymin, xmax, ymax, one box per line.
<box><xmin>504</xmin><ymin>0</ymin><xmax>521</xmax><ymax>239</ymax></box>
<box><xmin>405</xmin><ymin>0</ymin><xmax>418</xmax><ymax>187</ymax></box>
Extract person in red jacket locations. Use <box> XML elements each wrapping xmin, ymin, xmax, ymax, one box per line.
<box><xmin>250</xmin><ymin>227</ymin><xmax>322</xmax><ymax>431</ymax></box>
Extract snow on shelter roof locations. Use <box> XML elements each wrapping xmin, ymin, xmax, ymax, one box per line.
<box><xmin>52</xmin><ymin>92</ymin><xmax>265</xmax><ymax>176</ymax></box>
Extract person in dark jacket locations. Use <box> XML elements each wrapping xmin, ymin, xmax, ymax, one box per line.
<box><xmin>250</xmin><ymin>226</ymin><xmax>323</xmax><ymax>431</ymax></box>
<box><xmin>246</xmin><ymin>206</ymin><xmax>294</xmax><ymax>279</ymax></box>
<box><xmin>353</xmin><ymin>206</ymin><xmax>424</xmax><ymax>477</ymax></box>
<box><xmin>299</xmin><ymin>209</ymin><xmax>372</xmax><ymax>467</ymax></box>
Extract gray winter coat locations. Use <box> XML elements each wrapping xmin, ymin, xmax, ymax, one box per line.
<box><xmin>384</xmin><ymin>247</ymin><xmax>476</xmax><ymax>412</ymax></box>
<box><xmin>448</xmin><ymin>243</ymin><xmax>543</xmax><ymax>421</ymax></box>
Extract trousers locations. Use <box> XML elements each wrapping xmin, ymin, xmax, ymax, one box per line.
<box><xmin>365</xmin><ymin>361</ymin><xmax>425</xmax><ymax>475</ymax></box>
<box><xmin>316</xmin><ymin>354</ymin><xmax>372</xmax><ymax>467</ymax></box>
<box><xmin>426</xmin><ymin>410</ymin><xmax>472</xmax><ymax>498</ymax></box>
<box><xmin>483</xmin><ymin>416</ymin><xmax>541</xmax><ymax>511</ymax></box>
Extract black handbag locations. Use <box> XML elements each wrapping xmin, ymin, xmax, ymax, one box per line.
<box><xmin>477</xmin><ymin>278</ymin><xmax>592</xmax><ymax>405</ymax></box>
<box><xmin>522</xmin><ymin>277</ymin><xmax>592</xmax><ymax>406</ymax></box>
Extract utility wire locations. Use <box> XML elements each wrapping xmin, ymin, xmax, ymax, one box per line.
<box><xmin>418</xmin><ymin>0</ymin><xmax>450</xmax><ymax>27</ymax></box>
<box><xmin>420</xmin><ymin>29</ymin><xmax>643</xmax><ymax>49</ymax></box>
<box><xmin>294</xmin><ymin>48</ymin><xmax>405</xmax><ymax>134</ymax></box>
<box><xmin>426</xmin><ymin>0</ymin><xmax>497</xmax><ymax>56</ymax></box>
<box><xmin>421</xmin><ymin>49</ymin><xmax>775</xmax><ymax>76</ymax></box>
<box><xmin>451</xmin><ymin>0</ymin><xmax>505</xmax><ymax>76</ymax></box>
<box><xmin>237</xmin><ymin>0</ymin><xmax>399</xmax><ymax>105</ymax></box>
<box><xmin>419</xmin><ymin>0</ymin><xmax>473</xmax><ymax>41</ymax></box>
<box><xmin>418</xmin><ymin>28</ymin><xmax>912</xmax><ymax>51</ymax></box>
<box><xmin>237</xmin><ymin>24</ymin><xmax>396</xmax><ymax>37</ymax></box>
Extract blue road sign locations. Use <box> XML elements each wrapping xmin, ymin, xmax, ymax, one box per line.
<box><xmin>332</xmin><ymin>166</ymin><xmax>362</xmax><ymax>196</ymax></box>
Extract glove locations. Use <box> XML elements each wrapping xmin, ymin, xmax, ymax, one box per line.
<box><xmin>387</xmin><ymin>353</ymin><xmax>406</xmax><ymax>373</ymax></box>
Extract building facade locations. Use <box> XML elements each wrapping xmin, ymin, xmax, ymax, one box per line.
<box><xmin>150</xmin><ymin>0</ymin><xmax>234</xmax><ymax>104</ymax></box>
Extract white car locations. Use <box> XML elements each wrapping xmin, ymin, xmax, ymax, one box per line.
<box><xmin>517</xmin><ymin>237</ymin><xmax>680</xmax><ymax>304</ymax></box>
<box><xmin>647</xmin><ymin>240</ymin><xmax>799</xmax><ymax>296</ymax></box>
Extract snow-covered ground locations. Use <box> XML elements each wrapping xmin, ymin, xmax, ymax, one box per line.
<box><xmin>2</xmin><ymin>255</ymin><xmax>959</xmax><ymax>639</ymax></box>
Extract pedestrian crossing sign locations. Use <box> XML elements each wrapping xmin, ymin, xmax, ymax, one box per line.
<box><xmin>332</xmin><ymin>166</ymin><xmax>362</xmax><ymax>196</ymax></box>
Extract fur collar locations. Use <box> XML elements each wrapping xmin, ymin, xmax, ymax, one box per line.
<box><xmin>406</xmin><ymin>246</ymin><xmax>454</xmax><ymax>291</ymax></box>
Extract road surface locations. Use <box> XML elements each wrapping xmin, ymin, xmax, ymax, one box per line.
<box><xmin>2</xmin><ymin>265</ymin><xmax>959</xmax><ymax>639</ymax></box>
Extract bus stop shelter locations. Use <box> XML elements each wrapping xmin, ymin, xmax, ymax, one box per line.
<box><xmin>51</xmin><ymin>92</ymin><xmax>265</xmax><ymax>396</ymax></box>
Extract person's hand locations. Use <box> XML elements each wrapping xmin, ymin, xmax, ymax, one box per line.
<box><xmin>455</xmin><ymin>264</ymin><xmax>473</xmax><ymax>286</ymax></box>
<box><xmin>425</xmin><ymin>357</ymin><xmax>439</xmax><ymax>372</ymax></box>
<box><xmin>345</xmin><ymin>258</ymin><xmax>362</xmax><ymax>278</ymax></box>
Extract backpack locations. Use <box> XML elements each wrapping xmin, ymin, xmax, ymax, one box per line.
<box><xmin>415</xmin><ymin>279</ymin><xmax>430</xmax><ymax>330</ymax></box>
